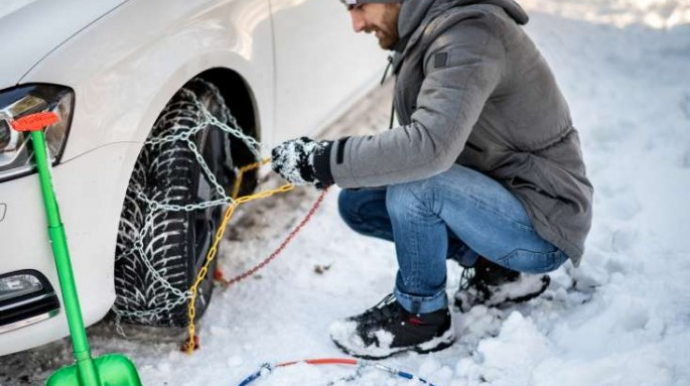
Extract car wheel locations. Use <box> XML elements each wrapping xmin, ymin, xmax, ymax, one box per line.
<box><xmin>114</xmin><ymin>78</ymin><xmax>253</xmax><ymax>327</ymax></box>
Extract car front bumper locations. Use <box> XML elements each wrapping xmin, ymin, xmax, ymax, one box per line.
<box><xmin>0</xmin><ymin>142</ymin><xmax>136</xmax><ymax>356</ymax></box>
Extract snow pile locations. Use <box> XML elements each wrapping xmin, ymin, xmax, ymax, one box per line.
<box><xmin>520</xmin><ymin>0</ymin><xmax>690</xmax><ymax>29</ymax></box>
<box><xmin>454</xmin><ymin>313</ymin><xmax>552</xmax><ymax>385</ymax></box>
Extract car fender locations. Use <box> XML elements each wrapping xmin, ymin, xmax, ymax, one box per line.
<box><xmin>20</xmin><ymin>0</ymin><xmax>275</xmax><ymax>162</ymax></box>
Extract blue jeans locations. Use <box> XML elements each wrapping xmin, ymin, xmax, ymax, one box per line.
<box><xmin>338</xmin><ymin>165</ymin><xmax>568</xmax><ymax>314</ymax></box>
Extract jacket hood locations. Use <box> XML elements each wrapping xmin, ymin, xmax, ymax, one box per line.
<box><xmin>395</xmin><ymin>0</ymin><xmax>529</xmax><ymax>52</ymax></box>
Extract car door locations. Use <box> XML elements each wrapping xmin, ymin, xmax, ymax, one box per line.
<box><xmin>268</xmin><ymin>0</ymin><xmax>386</xmax><ymax>143</ymax></box>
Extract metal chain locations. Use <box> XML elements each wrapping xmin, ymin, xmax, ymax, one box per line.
<box><xmin>133</xmin><ymin>212</ymin><xmax>193</xmax><ymax>300</ymax></box>
<box><xmin>113</xmin><ymin>83</ymin><xmax>258</xmax><ymax>330</ymax></box>
<box><xmin>112</xmin><ymin>80</ymin><xmax>316</xmax><ymax>345</ymax></box>
<box><xmin>135</xmin><ymin>190</ymin><xmax>232</xmax><ymax>212</ymax></box>
<box><xmin>185</xmin><ymin>175</ymin><xmax>299</xmax><ymax>353</ymax></box>
<box><xmin>217</xmin><ymin>187</ymin><xmax>329</xmax><ymax>288</ymax></box>
<box><xmin>112</xmin><ymin>80</ymin><xmax>326</xmax><ymax>355</ymax></box>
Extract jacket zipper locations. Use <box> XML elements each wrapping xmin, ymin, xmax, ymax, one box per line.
<box><xmin>380</xmin><ymin>55</ymin><xmax>394</xmax><ymax>85</ymax></box>
<box><xmin>381</xmin><ymin>55</ymin><xmax>396</xmax><ymax>129</ymax></box>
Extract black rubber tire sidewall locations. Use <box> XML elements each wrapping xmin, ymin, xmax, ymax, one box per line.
<box><xmin>115</xmin><ymin>79</ymin><xmax>233</xmax><ymax>327</ymax></box>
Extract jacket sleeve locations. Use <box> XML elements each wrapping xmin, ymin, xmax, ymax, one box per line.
<box><xmin>326</xmin><ymin>17</ymin><xmax>506</xmax><ymax>188</ymax></box>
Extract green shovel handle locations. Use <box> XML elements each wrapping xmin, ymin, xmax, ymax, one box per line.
<box><xmin>31</xmin><ymin>130</ymin><xmax>101</xmax><ymax>386</ymax></box>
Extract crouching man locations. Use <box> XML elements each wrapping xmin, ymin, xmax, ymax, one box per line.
<box><xmin>271</xmin><ymin>0</ymin><xmax>593</xmax><ymax>359</ymax></box>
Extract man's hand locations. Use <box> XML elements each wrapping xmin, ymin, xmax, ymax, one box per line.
<box><xmin>271</xmin><ymin>137</ymin><xmax>329</xmax><ymax>188</ymax></box>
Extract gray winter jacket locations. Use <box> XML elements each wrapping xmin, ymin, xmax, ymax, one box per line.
<box><xmin>314</xmin><ymin>0</ymin><xmax>593</xmax><ymax>266</ymax></box>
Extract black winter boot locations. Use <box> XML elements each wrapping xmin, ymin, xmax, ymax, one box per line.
<box><xmin>329</xmin><ymin>294</ymin><xmax>454</xmax><ymax>359</ymax></box>
<box><xmin>454</xmin><ymin>257</ymin><xmax>550</xmax><ymax>312</ymax></box>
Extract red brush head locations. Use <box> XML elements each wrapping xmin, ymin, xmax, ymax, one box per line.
<box><xmin>10</xmin><ymin>112</ymin><xmax>59</xmax><ymax>132</ymax></box>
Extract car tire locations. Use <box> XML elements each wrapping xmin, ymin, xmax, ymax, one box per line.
<box><xmin>114</xmin><ymin>78</ymin><xmax>251</xmax><ymax>327</ymax></box>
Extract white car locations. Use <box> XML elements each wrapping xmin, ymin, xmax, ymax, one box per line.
<box><xmin>0</xmin><ymin>0</ymin><xmax>384</xmax><ymax>356</ymax></box>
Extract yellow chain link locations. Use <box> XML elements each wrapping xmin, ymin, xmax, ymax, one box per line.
<box><xmin>186</xmin><ymin>158</ymin><xmax>294</xmax><ymax>354</ymax></box>
<box><xmin>232</xmin><ymin>160</ymin><xmax>266</xmax><ymax>200</ymax></box>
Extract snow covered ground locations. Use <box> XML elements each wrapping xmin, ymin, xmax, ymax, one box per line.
<box><xmin>2</xmin><ymin>0</ymin><xmax>690</xmax><ymax>385</ymax></box>
<box><xmin>521</xmin><ymin>0</ymin><xmax>690</xmax><ymax>28</ymax></box>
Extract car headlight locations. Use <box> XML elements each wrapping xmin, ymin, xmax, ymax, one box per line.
<box><xmin>0</xmin><ymin>85</ymin><xmax>74</xmax><ymax>182</ymax></box>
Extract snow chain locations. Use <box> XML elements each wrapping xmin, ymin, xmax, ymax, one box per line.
<box><xmin>185</xmin><ymin>178</ymin><xmax>330</xmax><ymax>354</ymax></box>
<box><xmin>110</xmin><ymin>79</ymin><xmax>328</xmax><ymax>355</ymax></box>
<box><xmin>236</xmin><ymin>358</ymin><xmax>439</xmax><ymax>386</ymax></box>
<box><xmin>185</xmin><ymin>158</ymin><xmax>298</xmax><ymax>354</ymax></box>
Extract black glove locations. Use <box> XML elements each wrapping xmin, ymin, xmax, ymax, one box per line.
<box><xmin>271</xmin><ymin>137</ymin><xmax>331</xmax><ymax>188</ymax></box>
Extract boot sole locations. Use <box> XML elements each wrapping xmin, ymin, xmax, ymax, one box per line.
<box><xmin>455</xmin><ymin>275</ymin><xmax>551</xmax><ymax>311</ymax></box>
<box><xmin>331</xmin><ymin>329</ymin><xmax>455</xmax><ymax>360</ymax></box>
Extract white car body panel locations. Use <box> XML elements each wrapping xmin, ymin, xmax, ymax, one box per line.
<box><xmin>23</xmin><ymin>0</ymin><xmax>276</xmax><ymax>160</ymax></box>
<box><xmin>0</xmin><ymin>0</ymin><xmax>383</xmax><ymax>356</ymax></box>
<box><xmin>269</xmin><ymin>0</ymin><xmax>387</xmax><ymax>142</ymax></box>
<box><xmin>0</xmin><ymin>0</ymin><xmax>130</xmax><ymax>90</ymax></box>
<box><xmin>1</xmin><ymin>143</ymin><xmax>131</xmax><ymax>354</ymax></box>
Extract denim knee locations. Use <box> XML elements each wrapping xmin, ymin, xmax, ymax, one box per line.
<box><xmin>338</xmin><ymin>188</ymin><xmax>394</xmax><ymax>240</ymax></box>
<box><xmin>385</xmin><ymin>181</ymin><xmax>428</xmax><ymax>220</ymax></box>
<box><xmin>338</xmin><ymin>189</ymin><xmax>360</xmax><ymax>231</ymax></box>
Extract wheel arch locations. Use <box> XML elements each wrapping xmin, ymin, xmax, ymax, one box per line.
<box><xmin>113</xmin><ymin>60</ymin><xmax>266</xmax><ymax>218</ymax></box>
<box><xmin>195</xmin><ymin>68</ymin><xmax>262</xmax><ymax>147</ymax></box>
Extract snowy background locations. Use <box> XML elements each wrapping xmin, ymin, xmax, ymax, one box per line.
<box><xmin>2</xmin><ymin>0</ymin><xmax>690</xmax><ymax>385</ymax></box>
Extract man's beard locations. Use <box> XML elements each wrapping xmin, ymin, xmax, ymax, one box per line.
<box><xmin>376</xmin><ymin>30</ymin><xmax>398</xmax><ymax>50</ymax></box>
<box><xmin>375</xmin><ymin>5</ymin><xmax>400</xmax><ymax>50</ymax></box>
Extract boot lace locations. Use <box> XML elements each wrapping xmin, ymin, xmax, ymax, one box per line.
<box><xmin>365</xmin><ymin>294</ymin><xmax>403</xmax><ymax>325</ymax></box>
<box><xmin>459</xmin><ymin>267</ymin><xmax>477</xmax><ymax>291</ymax></box>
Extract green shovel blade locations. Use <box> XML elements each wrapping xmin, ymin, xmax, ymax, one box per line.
<box><xmin>46</xmin><ymin>355</ymin><xmax>142</xmax><ymax>386</ymax></box>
